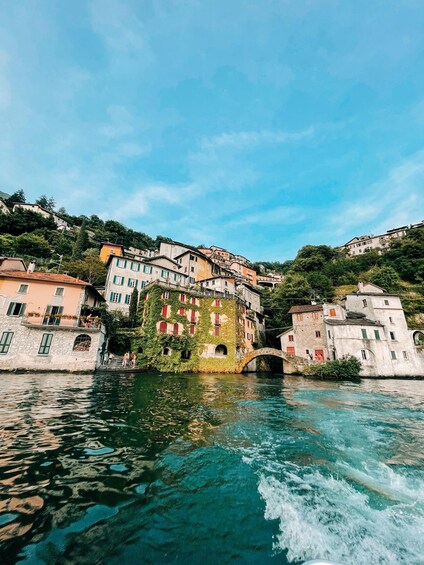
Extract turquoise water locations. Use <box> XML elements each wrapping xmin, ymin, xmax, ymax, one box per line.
<box><xmin>1</xmin><ymin>373</ymin><xmax>424</xmax><ymax>564</ymax></box>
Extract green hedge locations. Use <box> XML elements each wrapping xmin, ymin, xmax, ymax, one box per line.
<box><xmin>303</xmin><ymin>356</ymin><xmax>361</xmax><ymax>380</ymax></box>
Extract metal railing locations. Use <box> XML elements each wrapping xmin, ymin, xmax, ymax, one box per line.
<box><xmin>21</xmin><ymin>314</ymin><xmax>102</xmax><ymax>330</ymax></box>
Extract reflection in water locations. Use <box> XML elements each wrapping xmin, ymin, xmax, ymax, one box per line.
<box><xmin>0</xmin><ymin>373</ymin><xmax>423</xmax><ymax>564</ymax></box>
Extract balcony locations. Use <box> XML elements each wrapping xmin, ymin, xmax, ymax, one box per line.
<box><xmin>21</xmin><ymin>314</ymin><xmax>102</xmax><ymax>331</ymax></box>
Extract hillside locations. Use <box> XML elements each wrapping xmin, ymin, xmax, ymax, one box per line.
<box><xmin>0</xmin><ymin>189</ymin><xmax>423</xmax><ymax>332</ymax></box>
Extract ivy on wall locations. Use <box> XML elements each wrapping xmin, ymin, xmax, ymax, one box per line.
<box><xmin>131</xmin><ymin>284</ymin><xmax>249</xmax><ymax>373</ymax></box>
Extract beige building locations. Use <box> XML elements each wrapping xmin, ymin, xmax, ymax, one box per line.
<box><xmin>0</xmin><ymin>260</ymin><xmax>106</xmax><ymax>372</ymax></box>
<box><xmin>12</xmin><ymin>203</ymin><xmax>70</xmax><ymax>231</ymax></box>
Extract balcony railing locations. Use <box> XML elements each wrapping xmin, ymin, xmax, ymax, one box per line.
<box><xmin>21</xmin><ymin>314</ymin><xmax>102</xmax><ymax>330</ymax></box>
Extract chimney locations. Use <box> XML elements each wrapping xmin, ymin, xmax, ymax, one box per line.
<box><xmin>28</xmin><ymin>262</ymin><xmax>36</xmax><ymax>273</ymax></box>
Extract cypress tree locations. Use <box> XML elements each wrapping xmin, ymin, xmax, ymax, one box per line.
<box><xmin>72</xmin><ymin>219</ymin><xmax>88</xmax><ymax>260</ymax></box>
<box><xmin>129</xmin><ymin>287</ymin><xmax>139</xmax><ymax>327</ymax></box>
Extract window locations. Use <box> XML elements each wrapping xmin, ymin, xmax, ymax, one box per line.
<box><xmin>143</xmin><ymin>265</ymin><xmax>152</xmax><ymax>274</ymax></box>
<box><xmin>43</xmin><ymin>305</ymin><xmax>63</xmax><ymax>325</ymax></box>
<box><xmin>159</xmin><ymin>321</ymin><xmax>167</xmax><ymax>334</ymax></box>
<box><xmin>190</xmin><ymin>297</ymin><xmax>196</xmax><ymax>305</ymax></box>
<box><xmin>374</xmin><ymin>330</ymin><xmax>380</xmax><ymax>340</ymax></box>
<box><xmin>162</xmin><ymin>347</ymin><xmax>171</xmax><ymax>356</ymax></box>
<box><xmin>110</xmin><ymin>292</ymin><xmax>121</xmax><ymax>303</ymax></box>
<box><xmin>312</xmin><ymin>312</ymin><xmax>319</xmax><ymax>320</ymax></box>
<box><xmin>214</xmin><ymin>325</ymin><xmax>220</xmax><ymax>336</ymax></box>
<box><xmin>329</xmin><ymin>308</ymin><xmax>336</xmax><ymax>317</ymax></box>
<box><xmin>141</xmin><ymin>281</ymin><xmax>146</xmax><ymax>289</ymax></box>
<box><xmin>211</xmin><ymin>280</ymin><xmax>215</xmax><ymax>285</ymax></box>
<box><xmin>215</xmin><ymin>299</ymin><xmax>221</xmax><ymax>307</ymax></box>
<box><xmin>287</xmin><ymin>346</ymin><xmax>295</xmax><ymax>355</ymax></box>
<box><xmin>190</xmin><ymin>266</ymin><xmax>195</xmax><ymax>273</ymax></box>
<box><xmin>73</xmin><ymin>334</ymin><xmax>91</xmax><ymax>352</ymax></box>
<box><xmin>18</xmin><ymin>284</ymin><xmax>29</xmax><ymax>294</ymax></box>
<box><xmin>390</xmin><ymin>332</ymin><xmax>396</xmax><ymax>341</ymax></box>
<box><xmin>315</xmin><ymin>331</ymin><xmax>321</xmax><ymax>338</ymax></box>
<box><xmin>162</xmin><ymin>305</ymin><xmax>169</xmax><ymax>318</ymax></box>
<box><xmin>38</xmin><ymin>333</ymin><xmax>53</xmax><ymax>355</ymax></box>
<box><xmin>389</xmin><ymin>317</ymin><xmax>394</xmax><ymax>324</ymax></box>
<box><xmin>131</xmin><ymin>262</ymin><xmax>140</xmax><ymax>272</ymax></box>
<box><xmin>116</xmin><ymin>259</ymin><xmax>127</xmax><ymax>268</ymax></box>
<box><xmin>161</xmin><ymin>270</ymin><xmax>169</xmax><ymax>278</ymax></box>
<box><xmin>189</xmin><ymin>277</ymin><xmax>195</xmax><ymax>284</ymax></box>
<box><xmin>362</xmin><ymin>299</ymin><xmax>367</xmax><ymax>307</ymax></box>
<box><xmin>179</xmin><ymin>293</ymin><xmax>186</xmax><ymax>302</ymax></box>
<box><xmin>215</xmin><ymin>344</ymin><xmax>227</xmax><ymax>357</ymax></box>
<box><xmin>384</xmin><ymin>299</ymin><xmax>389</xmax><ymax>306</ymax></box>
<box><xmin>361</xmin><ymin>350</ymin><xmax>367</xmax><ymax>360</ymax></box>
<box><xmin>7</xmin><ymin>302</ymin><xmax>26</xmax><ymax>317</ymax></box>
<box><xmin>128</xmin><ymin>279</ymin><xmax>137</xmax><ymax>288</ymax></box>
<box><xmin>113</xmin><ymin>276</ymin><xmax>124</xmax><ymax>285</ymax></box>
<box><xmin>179</xmin><ymin>307</ymin><xmax>185</xmax><ymax>315</ymax></box>
<box><xmin>162</xmin><ymin>291</ymin><xmax>169</xmax><ymax>299</ymax></box>
<box><xmin>328</xmin><ymin>330</ymin><xmax>331</xmax><ymax>338</ymax></box>
<box><xmin>189</xmin><ymin>323</ymin><xmax>196</xmax><ymax>335</ymax></box>
<box><xmin>391</xmin><ymin>350</ymin><xmax>397</xmax><ymax>360</ymax></box>
<box><xmin>173</xmin><ymin>323</ymin><xmax>179</xmax><ymax>336</ymax></box>
<box><xmin>125</xmin><ymin>294</ymin><xmax>131</xmax><ymax>305</ymax></box>
<box><xmin>295</xmin><ymin>314</ymin><xmax>303</xmax><ymax>321</ymax></box>
<box><xmin>190</xmin><ymin>310</ymin><xmax>196</xmax><ymax>322</ymax></box>
<box><xmin>215</xmin><ymin>313</ymin><xmax>220</xmax><ymax>325</ymax></box>
<box><xmin>361</xmin><ymin>329</ymin><xmax>368</xmax><ymax>339</ymax></box>
<box><xmin>181</xmin><ymin>350</ymin><xmax>191</xmax><ymax>360</ymax></box>
<box><xmin>0</xmin><ymin>332</ymin><xmax>13</xmax><ymax>354</ymax></box>
<box><xmin>403</xmin><ymin>351</ymin><xmax>408</xmax><ymax>360</ymax></box>
<box><xmin>288</xmin><ymin>335</ymin><xmax>294</xmax><ymax>342</ymax></box>
<box><xmin>55</xmin><ymin>287</ymin><xmax>64</xmax><ymax>297</ymax></box>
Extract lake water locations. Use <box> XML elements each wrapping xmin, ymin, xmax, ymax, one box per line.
<box><xmin>1</xmin><ymin>372</ymin><xmax>424</xmax><ymax>564</ymax></box>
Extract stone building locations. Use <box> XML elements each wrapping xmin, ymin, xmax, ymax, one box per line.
<box><xmin>134</xmin><ymin>281</ymin><xmax>262</xmax><ymax>373</ymax></box>
<box><xmin>0</xmin><ymin>261</ymin><xmax>106</xmax><ymax>372</ymax></box>
<box><xmin>279</xmin><ymin>283</ymin><xmax>424</xmax><ymax>377</ymax></box>
<box><xmin>339</xmin><ymin>221</ymin><xmax>423</xmax><ymax>256</ymax></box>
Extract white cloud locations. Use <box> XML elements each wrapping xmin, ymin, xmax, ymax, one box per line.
<box><xmin>200</xmin><ymin>127</ymin><xmax>315</xmax><ymax>151</ymax></box>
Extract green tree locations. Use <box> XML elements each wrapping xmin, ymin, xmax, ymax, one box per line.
<box><xmin>15</xmin><ymin>233</ymin><xmax>52</xmax><ymax>258</ymax></box>
<box><xmin>65</xmin><ymin>255</ymin><xmax>107</xmax><ymax>285</ymax></box>
<box><xmin>72</xmin><ymin>219</ymin><xmax>89</xmax><ymax>260</ymax></box>
<box><xmin>35</xmin><ymin>195</ymin><xmax>56</xmax><ymax>211</ymax></box>
<box><xmin>306</xmin><ymin>272</ymin><xmax>334</xmax><ymax>302</ymax></box>
<box><xmin>365</xmin><ymin>265</ymin><xmax>401</xmax><ymax>292</ymax></box>
<box><xmin>0</xmin><ymin>234</ymin><xmax>17</xmax><ymax>255</ymax></box>
<box><xmin>292</xmin><ymin>245</ymin><xmax>336</xmax><ymax>272</ymax></box>
<box><xmin>6</xmin><ymin>189</ymin><xmax>26</xmax><ymax>206</ymax></box>
<box><xmin>129</xmin><ymin>287</ymin><xmax>139</xmax><ymax>327</ymax></box>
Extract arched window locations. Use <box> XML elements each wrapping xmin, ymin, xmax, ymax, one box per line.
<box><xmin>173</xmin><ymin>323</ymin><xmax>179</xmax><ymax>336</ymax></box>
<box><xmin>215</xmin><ymin>344</ymin><xmax>228</xmax><ymax>357</ymax></box>
<box><xmin>181</xmin><ymin>350</ymin><xmax>191</xmax><ymax>360</ymax></box>
<box><xmin>162</xmin><ymin>347</ymin><xmax>171</xmax><ymax>356</ymax></box>
<box><xmin>73</xmin><ymin>334</ymin><xmax>91</xmax><ymax>352</ymax></box>
<box><xmin>159</xmin><ymin>321</ymin><xmax>167</xmax><ymax>334</ymax></box>
<box><xmin>179</xmin><ymin>307</ymin><xmax>185</xmax><ymax>315</ymax></box>
<box><xmin>413</xmin><ymin>331</ymin><xmax>424</xmax><ymax>346</ymax></box>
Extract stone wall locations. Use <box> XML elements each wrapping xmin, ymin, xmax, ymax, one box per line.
<box><xmin>0</xmin><ymin>316</ymin><xmax>106</xmax><ymax>372</ymax></box>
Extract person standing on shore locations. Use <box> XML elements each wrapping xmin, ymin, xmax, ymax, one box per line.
<box><xmin>131</xmin><ymin>352</ymin><xmax>136</xmax><ymax>368</ymax></box>
<box><xmin>122</xmin><ymin>352</ymin><xmax>129</xmax><ymax>368</ymax></box>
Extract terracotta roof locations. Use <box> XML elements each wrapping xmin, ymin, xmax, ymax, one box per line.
<box><xmin>288</xmin><ymin>304</ymin><xmax>323</xmax><ymax>314</ymax></box>
<box><xmin>0</xmin><ymin>270</ymin><xmax>90</xmax><ymax>286</ymax></box>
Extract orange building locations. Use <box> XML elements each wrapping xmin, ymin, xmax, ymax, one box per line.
<box><xmin>99</xmin><ymin>242</ymin><xmax>124</xmax><ymax>263</ymax></box>
<box><xmin>230</xmin><ymin>261</ymin><xmax>257</xmax><ymax>286</ymax></box>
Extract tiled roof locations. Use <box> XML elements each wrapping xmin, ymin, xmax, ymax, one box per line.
<box><xmin>0</xmin><ymin>270</ymin><xmax>90</xmax><ymax>286</ymax></box>
<box><xmin>288</xmin><ymin>304</ymin><xmax>323</xmax><ymax>314</ymax></box>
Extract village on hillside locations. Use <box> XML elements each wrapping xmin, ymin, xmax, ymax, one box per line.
<box><xmin>0</xmin><ymin>191</ymin><xmax>424</xmax><ymax>377</ymax></box>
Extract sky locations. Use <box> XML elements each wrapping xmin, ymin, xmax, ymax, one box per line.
<box><xmin>1</xmin><ymin>0</ymin><xmax>424</xmax><ymax>261</ymax></box>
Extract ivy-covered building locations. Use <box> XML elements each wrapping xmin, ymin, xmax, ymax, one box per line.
<box><xmin>133</xmin><ymin>281</ymin><xmax>264</xmax><ymax>373</ymax></box>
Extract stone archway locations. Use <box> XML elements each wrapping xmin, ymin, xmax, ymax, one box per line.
<box><xmin>236</xmin><ymin>347</ymin><xmax>306</xmax><ymax>374</ymax></box>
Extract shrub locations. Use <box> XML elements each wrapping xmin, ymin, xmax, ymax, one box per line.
<box><xmin>303</xmin><ymin>355</ymin><xmax>361</xmax><ymax>380</ymax></box>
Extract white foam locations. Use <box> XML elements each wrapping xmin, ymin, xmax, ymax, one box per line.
<box><xmin>258</xmin><ymin>470</ymin><xmax>424</xmax><ymax>564</ymax></box>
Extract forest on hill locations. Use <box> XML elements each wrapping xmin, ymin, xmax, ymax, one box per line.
<box><xmin>1</xmin><ymin>189</ymin><xmax>423</xmax><ymax>335</ymax></box>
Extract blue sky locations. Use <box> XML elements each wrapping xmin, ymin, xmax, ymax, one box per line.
<box><xmin>1</xmin><ymin>0</ymin><xmax>424</xmax><ymax>261</ymax></box>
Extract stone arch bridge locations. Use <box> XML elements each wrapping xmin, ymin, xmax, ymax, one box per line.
<box><xmin>236</xmin><ymin>347</ymin><xmax>307</xmax><ymax>374</ymax></box>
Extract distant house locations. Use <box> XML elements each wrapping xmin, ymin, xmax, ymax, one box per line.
<box><xmin>279</xmin><ymin>283</ymin><xmax>424</xmax><ymax>377</ymax></box>
<box><xmin>339</xmin><ymin>222</ymin><xmax>424</xmax><ymax>256</ymax></box>
<box><xmin>0</xmin><ymin>262</ymin><xmax>106</xmax><ymax>372</ymax></box>
<box><xmin>12</xmin><ymin>203</ymin><xmax>70</xmax><ymax>231</ymax></box>
<box><xmin>0</xmin><ymin>199</ymin><xmax>9</xmax><ymax>215</ymax></box>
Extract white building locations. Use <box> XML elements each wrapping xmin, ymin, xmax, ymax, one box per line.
<box><xmin>280</xmin><ymin>283</ymin><xmax>424</xmax><ymax>377</ymax></box>
<box><xmin>12</xmin><ymin>203</ymin><xmax>70</xmax><ymax>231</ymax></box>
<box><xmin>340</xmin><ymin>222</ymin><xmax>423</xmax><ymax>256</ymax></box>
<box><xmin>104</xmin><ymin>254</ymin><xmax>188</xmax><ymax>313</ymax></box>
